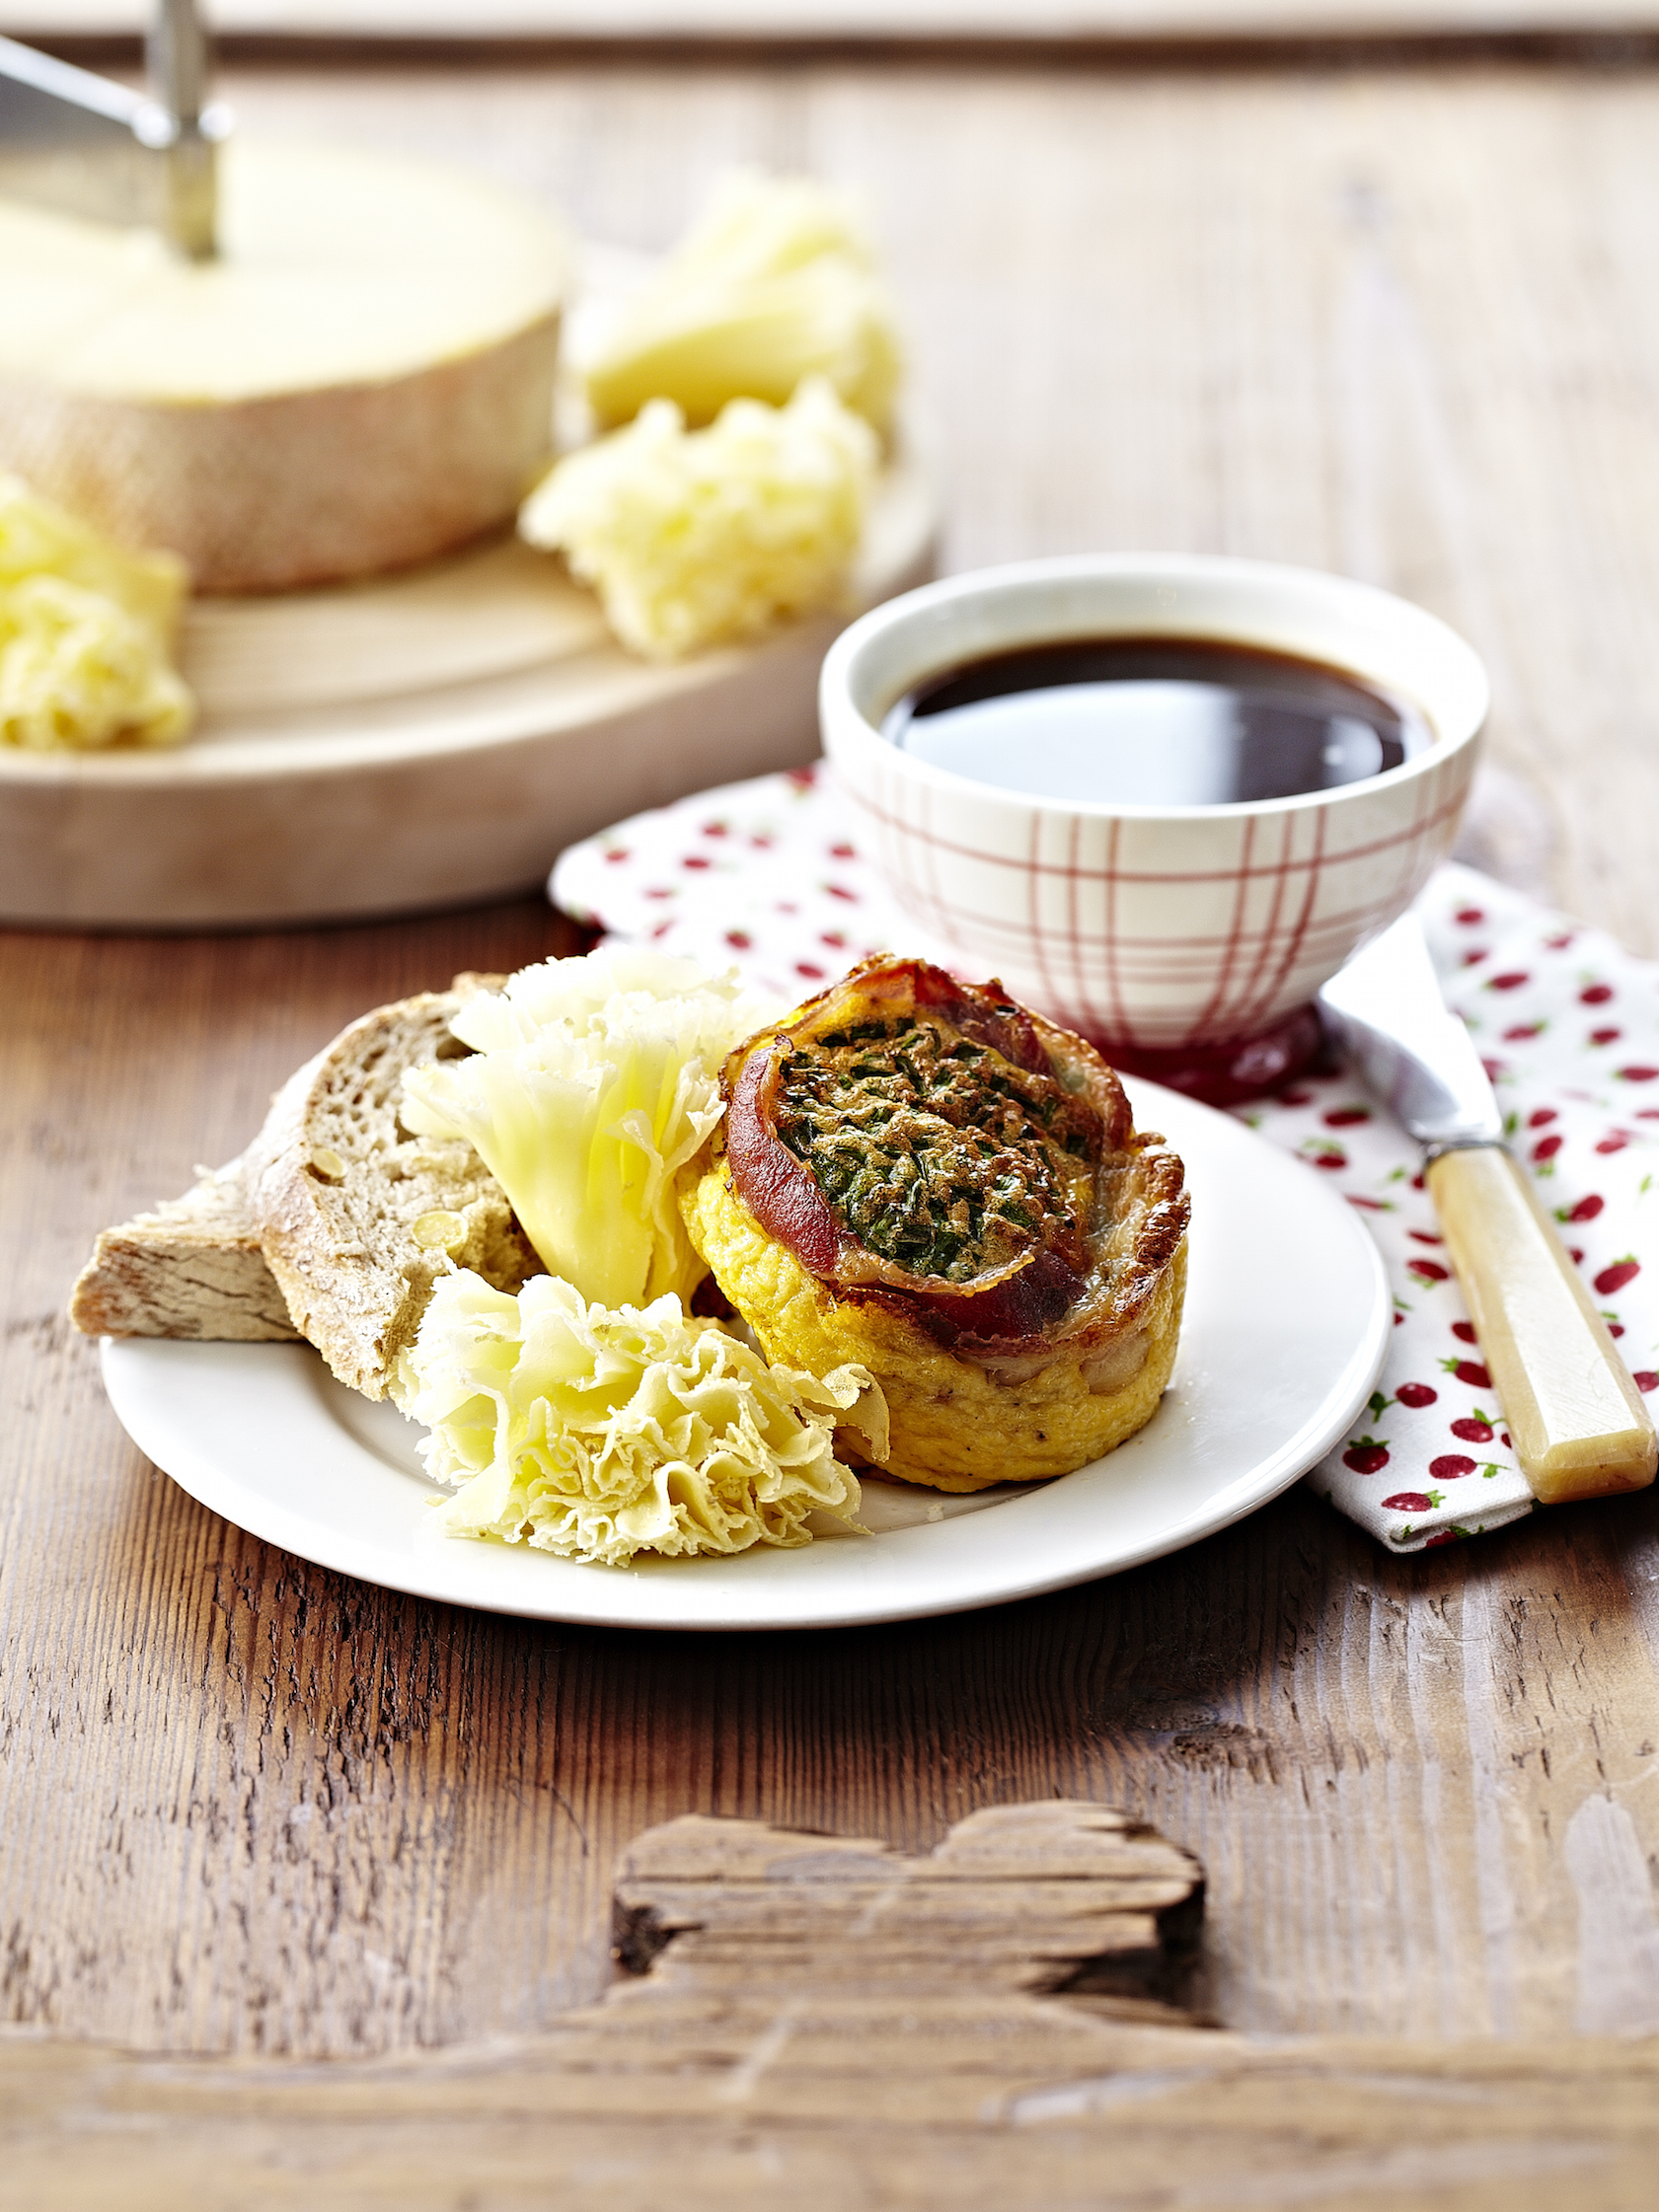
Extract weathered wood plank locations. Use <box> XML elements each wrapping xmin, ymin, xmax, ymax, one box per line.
<box><xmin>3</xmin><ymin>1806</ymin><xmax>1659</xmax><ymax>2211</ymax></box>
<box><xmin>609</xmin><ymin>1807</ymin><xmax>1200</xmax><ymax>1999</ymax></box>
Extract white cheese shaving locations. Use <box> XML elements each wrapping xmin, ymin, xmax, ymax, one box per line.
<box><xmin>399</xmin><ymin>1271</ymin><xmax>885</xmax><ymax>1567</ymax></box>
<box><xmin>520</xmin><ymin>376</ymin><xmax>876</xmax><ymax>660</ymax></box>
<box><xmin>582</xmin><ymin>169</ymin><xmax>902</xmax><ymax>433</ymax></box>
<box><xmin>399</xmin><ymin>946</ymin><xmax>777</xmax><ymax>1311</ymax></box>
<box><xmin>0</xmin><ymin>476</ymin><xmax>191</xmax><ymax>750</ymax></box>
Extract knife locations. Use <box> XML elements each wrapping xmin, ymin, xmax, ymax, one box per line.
<box><xmin>0</xmin><ymin>0</ymin><xmax>225</xmax><ymax>259</ymax></box>
<box><xmin>1319</xmin><ymin>914</ymin><xmax>1657</xmax><ymax>1506</ymax></box>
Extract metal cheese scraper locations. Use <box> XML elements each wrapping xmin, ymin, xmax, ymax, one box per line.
<box><xmin>0</xmin><ymin>0</ymin><xmax>226</xmax><ymax>258</ymax></box>
<box><xmin>1319</xmin><ymin>913</ymin><xmax>1657</xmax><ymax>1506</ymax></box>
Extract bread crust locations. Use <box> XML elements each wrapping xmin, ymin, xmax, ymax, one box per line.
<box><xmin>68</xmin><ymin>1152</ymin><xmax>299</xmax><ymax>1343</ymax></box>
<box><xmin>250</xmin><ymin>990</ymin><xmax>537</xmax><ymax>1400</ymax></box>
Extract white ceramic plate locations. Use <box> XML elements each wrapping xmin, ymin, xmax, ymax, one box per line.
<box><xmin>99</xmin><ymin>1082</ymin><xmax>1389</xmax><ymax>1631</ymax></box>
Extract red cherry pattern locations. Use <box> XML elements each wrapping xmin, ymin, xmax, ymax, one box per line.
<box><xmin>1443</xmin><ymin>1358</ymin><xmax>1492</xmax><ymax>1389</ymax></box>
<box><xmin>1343</xmin><ymin>1439</ymin><xmax>1391</xmax><ymax>1475</ymax></box>
<box><xmin>1181</xmin><ymin>881</ymin><xmax>1659</xmax><ymax>1548</ymax></box>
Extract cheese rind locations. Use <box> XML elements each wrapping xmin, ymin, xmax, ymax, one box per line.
<box><xmin>0</xmin><ymin>141</ymin><xmax>569</xmax><ymax>593</ymax></box>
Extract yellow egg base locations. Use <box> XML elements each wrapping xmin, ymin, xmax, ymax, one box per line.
<box><xmin>682</xmin><ymin>1163</ymin><xmax>1187</xmax><ymax>1493</ymax></box>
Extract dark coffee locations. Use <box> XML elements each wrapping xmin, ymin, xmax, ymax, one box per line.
<box><xmin>880</xmin><ymin>634</ymin><xmax>1432</xmax><ymax>805</ymax></box>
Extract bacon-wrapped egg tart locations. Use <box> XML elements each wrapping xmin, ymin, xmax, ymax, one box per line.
<box><xmin>680</xmin><ymin>956</ymin><xmax>1189</xmax><ymax>1491</ymax></box>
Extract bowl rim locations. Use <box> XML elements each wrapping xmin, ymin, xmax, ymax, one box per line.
<box><xmin>819</xmin><ymin>551</ymin><xmax>1490</xmax><ymax>824</ymax></box>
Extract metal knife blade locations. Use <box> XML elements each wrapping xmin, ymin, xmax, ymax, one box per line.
<box><xmin>1317</xmin><ymin>913</ymin><xmax>1502</xmax><ymax>1153</ymax></box>
<box><xmin>0</xmin><ymin>5</ymin><xmax>225</xmax><ymax>258</ymax></box>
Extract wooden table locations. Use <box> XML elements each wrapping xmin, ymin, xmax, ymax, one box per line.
<box><xmin>8</xmin><ymin>39</ymin><xmax>1659</xmax><ymax>2195</ymax></box>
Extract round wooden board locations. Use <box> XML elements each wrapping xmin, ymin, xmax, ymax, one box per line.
<box><xmin>0</xmin><ymin>446</ymin><xmax>937</xmax><ymax>930</ymax></box>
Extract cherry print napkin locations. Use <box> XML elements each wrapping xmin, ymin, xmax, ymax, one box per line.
<box><xmin>552</xmin><ymin>767</ymin><xmax>1659</xmax><ymax>1555</ymax></box>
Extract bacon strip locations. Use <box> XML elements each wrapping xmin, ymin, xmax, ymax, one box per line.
<box><xmin>725</xmin><ymin>1043</ymin><xmax>844</xmax><ymax>1277</ymax></box>
<box><xmin>722</xmin><ymin>957</ymin><xmax>1112</xmax><ymax>1343</ymax></box>
<box><xmin>917</xmin><ymin>1247</ymin><xmax>1082</xmax><ymax>1345</ymax></box>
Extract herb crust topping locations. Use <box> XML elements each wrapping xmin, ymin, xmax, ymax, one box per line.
<box><xmin>772</xmin><ymin>1012</ymin><xmax>1094</xmax><ymax>1285</ymax></box>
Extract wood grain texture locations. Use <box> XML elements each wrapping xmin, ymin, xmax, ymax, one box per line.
<box><xmin>5</xmin><ymin>1805</ymin><xmax>1659</xmax><ymax>2210</ymax></box>
<box><xmin>8</xmin><ymin>57</ymin><xmax>1659</xmax><ymax>2071</ymax></box>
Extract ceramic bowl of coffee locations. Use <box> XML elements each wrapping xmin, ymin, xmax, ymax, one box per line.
<box><xmin>818</xmin><ymin>553</ymin><xmax>1488</xmax><ymax>1100</ymax></box>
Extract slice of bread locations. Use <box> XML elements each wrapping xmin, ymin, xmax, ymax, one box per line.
<box><xmin>249</xmin><ymin>989</ymin><xmax>539</xmax><ymax>1400</ymax></box>
<box><xmin>69</xmin><ymin>974</ymin><xmax>537</xmax><ymax>1386</ymax></box>
<box><xmin>69</xmin><ymin>1148</ymin><xmax>301</xmax><ymax>1343</ymax></box>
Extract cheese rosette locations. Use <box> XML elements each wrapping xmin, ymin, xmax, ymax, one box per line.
<box><xmin>681</xmin><ymin>956</ymin><xmax>1190</xmax><ymax>1491</ymax></box>
<box><xmin>399</xmin><ymin>1271</ymin><xmax>885</xmax><ymax>1567</ymax></box>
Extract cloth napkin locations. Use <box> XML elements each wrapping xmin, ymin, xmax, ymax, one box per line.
<box><xmin>552</xmin><ymin>767</ymin><xmax>1659</xmax><ymax>1554</ymax></box>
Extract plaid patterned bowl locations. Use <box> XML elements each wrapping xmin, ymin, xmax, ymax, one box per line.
<box><xmin>819</xmin><ymin>554</ymin><xmax>1487</xmax><ymax>1061</ymax></box>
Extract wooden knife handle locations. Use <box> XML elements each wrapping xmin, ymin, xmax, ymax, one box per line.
<box><xmin>1425</xmin><ymin>1144</ymin><xmax>1657</xmax><ymax>1505</ymax></box>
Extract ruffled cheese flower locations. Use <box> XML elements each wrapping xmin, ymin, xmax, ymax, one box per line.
<box><xmin>399</xmin><ymin>1271</ymin><xmax>886</xmax><ymax>1567</ymax></box>
<box><xmin>400</xmin><ymin>946</ymin><xmax>777</xmax><ymax>1310</ymax></box>
<box><xmin>581</xmin><ymin>170</ymin><xmax>902</xmax><ymax>434</ymax></box>
<box><xmin>0</xmin><ymin>475</ymin><xmax>192</xmax><ymax>751</ymax></box>
<box><xmin>520</xmin><ymin>376</ymin><xmax>876</xmax><ymax>660</ymax></box>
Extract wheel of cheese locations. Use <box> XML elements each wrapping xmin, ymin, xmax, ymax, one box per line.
<box><xmin>0</xmin><ymin>140</ymin><xmax>569</xmax><ymax>593</ymax></box>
